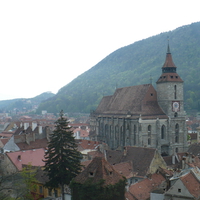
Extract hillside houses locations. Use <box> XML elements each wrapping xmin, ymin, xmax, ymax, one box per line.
<box><xmin>0</xmin><ymin>116</ymin><xmax>199</xmax><ymax>199</ymax></box>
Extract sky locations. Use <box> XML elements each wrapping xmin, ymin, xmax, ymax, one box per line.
<box><xmin>0</xmin><ymin>0</ymin><xmax>199</xmax><ymax>100</ymax></box>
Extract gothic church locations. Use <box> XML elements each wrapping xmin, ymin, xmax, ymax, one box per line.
<box><xmin>90</xmin><ymin>44</ymin><xmax>188</xmax><ymax>156</ymax></box>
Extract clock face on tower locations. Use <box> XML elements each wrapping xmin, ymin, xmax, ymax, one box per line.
<box><xmin>172</xmin><ymin>101</ymin><xmax>180</xmax><ymax>112</ymax></box>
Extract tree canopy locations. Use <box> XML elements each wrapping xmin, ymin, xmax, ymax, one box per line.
<box><xmin>43</xmin><ymin>110</ymin><xmax>82</xmax><ymax>199</ymax></box>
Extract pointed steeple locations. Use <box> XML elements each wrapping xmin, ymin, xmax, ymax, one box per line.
<box><xmin>156</xmin><ymin>42</ymin><xmax>183</xmax><ymax>83</ymax></box>
<box><xmin>162</xmin><ymin>41</ymin><xmax>177</xmax><ymax>72</ymax></box>
<box><xmin>167</xmin><ymin>38</ymin><xmax>170</xmax><ymax>54</ymax></box>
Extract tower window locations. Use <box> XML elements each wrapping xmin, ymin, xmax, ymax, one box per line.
<box><xmin>174</xmin><ymin>85</ymin><xmax>177</xmax><ymax>99</ymax></box>
<box><xmin>148</xmin><ymin>125</ymin><xmax>151</xmax><ymax>145</ymax></box>
<box><xmin>161</xmin><ymin>125</ymin><xmax>166</xmax><ymax>139</ymax></box>
<box><xmin>171</xmin><ymin>76</ymin><xmax>173</xmax><ymax>78</ymax></box>
<box><xmin>175</xmin><ymin>124</ymin><xmax>179</xmax><ymax>143</ymax></box>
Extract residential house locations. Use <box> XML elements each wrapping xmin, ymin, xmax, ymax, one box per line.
<box><xmin>1</xmin><ymin>148</ymin><xmax>46</xmax><ymax>174</ymax></box>
<box><xmin>125</xmin><ymin>173</ymin><xmax>166</xmax><ymax>200</ymax></box>
<box><xmin>105</xmin><ymin>146</ymin><xmax>167</xmax><ymax>183</ymax></box>
<box><xmin>165</xmin><ymin>167</ymin><xmax>200</xmax><ymax>199</ymax></box>
<box><xmin>71</xmin><ymin>156</ymin><xmax>126</xmax><ymax>200</ymax></box>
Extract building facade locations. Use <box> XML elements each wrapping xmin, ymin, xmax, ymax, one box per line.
<box><xmin>90</xmin><ymin>45</ymin><xmax>188</xmax><ymax>155</ymax></box>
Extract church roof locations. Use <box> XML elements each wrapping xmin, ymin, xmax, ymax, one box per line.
<box><xmin>94</xmin><ymin>84</ymin><xmax>167</xmax><ymax>119</ymax></box>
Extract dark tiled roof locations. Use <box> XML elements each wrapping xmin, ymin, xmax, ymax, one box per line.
<box><xmin>113</xmin><ymin>161</ymin><xmax>133</xmax><ymax>179</ymax></box>
<box><xmin>188</xmin><ymin>143</ymin><xmax>200</xmax><ymax>156</ymax></box>
<box><xmin>74</xmin><ymin>156</ymin><xmax>124</xmax><ymax>186</ymax></box>
<box><xmin>17</xmin><ymin>138</ymin><xmax>48</xmax><ymax>150</ymax></box>
<box><xmin>162</xmin><ymin>52</ymin><xmax>177</xmax><ymax>69</ymax></box>
<box><xmin>94</xmin><ymin>84</ymin><xmax>167</xmax><ymax>119</ymax></box>
<box><xmin>156</xmin><ymin>72</ymin><xmax>183</xmax><ymax>83</ymax></box>
<box><xmin>106</xmin><ymin>146</ymin><xmax>157</xmax><ymax>177</ymax></box>
<box><xmin>76</xmin><ymin>140</ymin><xmax>100</xmax><ymax>150</ymax></box>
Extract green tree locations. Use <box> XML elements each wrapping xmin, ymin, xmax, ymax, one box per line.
<box><xmin>43</xmin><ymin>110</ymin><xmax>82</xmax><ymax>200</ymax></box>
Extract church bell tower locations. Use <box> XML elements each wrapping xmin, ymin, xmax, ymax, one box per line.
<box><xmin>156</xmin><ymin>43</ymin><xmax>188</xmax><ymax>153</ymax></box>
<box><xmin>156</xmin><ymin>43</ymin><xmax>184</xmax><ymax>118</ymax></box>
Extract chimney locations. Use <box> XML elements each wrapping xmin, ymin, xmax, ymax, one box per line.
<box><xmin>32</xmin><ymin>122</ymin><xmax>37</xmax><ymax>131</ymax></box>
<box><xmin>24</xmin><ymin>122</ymin><xmax>29</xmax><ymax>130</ymax></box>
<box><xmin>172</xmin><ymin>155</ymin><xmax>175</xmax><ymax>165</ymax></box>
<box><xmin>124</xmin><ymin>147</ymin><xmax>127</xmax><ymax>156</ymax></box>
<box><xmin>39</xmin><ymin>126</ymin><xmax>43</xmax><ymax>134</ymax></box>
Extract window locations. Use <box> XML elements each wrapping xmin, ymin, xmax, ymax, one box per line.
<box><xmin>133</xmin><ymin>125</ymin><xmax>137</xmax><ymax>145</ymax></box>
<box><xmin>161</xmin><ymin>125</ymin><xmax>166</xmax><ymax>139</ymax></box>
<box><xmin>48</xmin><ymin>189</ymin><xmax>52</xmax><ymax>196</ymax></box>
<box><xmin>174</xmin><ymin>85</ymin><xmax>177</xmax><ymax>99</ymax></box>
<box><xmin>54</xmin><ymin>189</ymin><xmax>58</xmax><ymax>197</ymax></box>
<box><xmin>178</xmin><ymin>188</ymin><xmax>181</xmax><ymax>193</ymax></box>
<box><xmin>148</xmin><ymin>125</ymin><xmax>151</xmax><ymax>145</ymax></box>
<box><xmin>39</xmin><ymin>186</ymin><xmax>43</xmax><ymax>194</ymax></box>
<box><xmin>89</xmin><ymin>172</ymin><xmax>94</xmax><ymax>177</ymax></box>
<box><xmin>175</xmin><ymin>124</ymin><xmax>179</xmax><ymax>143</ymax></box>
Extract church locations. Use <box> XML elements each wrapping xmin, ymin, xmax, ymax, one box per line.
<box><xmin>90</xmin><ymin>44</ymin><xmax>188</xmax><ymax>156</ymax></box>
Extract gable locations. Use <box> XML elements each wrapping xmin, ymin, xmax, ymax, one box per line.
<box><xmin>165</xmin><ymin>179</ymin><xmax>193</xmax><ymax>198</ymax></box>
<box><xmin>149</xmin><ymin>150</ymin><xmax>167</xmax><ymax>174</ymax></box>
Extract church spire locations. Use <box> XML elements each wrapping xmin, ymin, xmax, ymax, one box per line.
<box><xmin>162</xmin><ymin>40</ymin><xmax>176</xmax><ymax>72</ymax></box>
<box><xmin>156</xmin><ymin>42</ymin><xmax>183</xmax><ymax>83</ymax></box>
<box><xmin>167</xmin><ymin>38</ymin><xmax>170</xmax><ymax>54</ymax></box>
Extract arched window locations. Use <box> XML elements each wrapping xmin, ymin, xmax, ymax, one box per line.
<box><xmin>105</xmin><ymin>124</ymin><xmax>109</xmax><ymax>137</ymax></box>
<box><xmin>161</xmin><ymin>125</ymin><xmax>166</xmax><ymax>139</ymax></box>
<box><xmin>174</xmin><ymin>85</ymin><xmax>177</xmax><ymax>99</ymax></box>
<box><xmin>148</xmin><ymin>125</ymin><xmax>151</xmax><ymax>145</ymax></box>
<box><xmin>133</xmin><ymin>125</ymin><xmax>137</xmax><ymax>145</ymax></box>
<box><xmin>175</xmin><ymin>124</ymin><xmax>179</xmax><ymax>143</ymax></box>
<box><xmin>109</xmin><ymin>125</ymin><xmax>112</xmax><ymax>139</ymax></box>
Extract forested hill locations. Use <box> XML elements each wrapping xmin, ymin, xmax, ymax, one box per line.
<box><xmin>37</xmin><ymin>22</ymin><xmax>200</xmax><ymax>114</ymax></box>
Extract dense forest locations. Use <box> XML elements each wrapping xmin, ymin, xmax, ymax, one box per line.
<box><xmin>36</xmin><ymin>22</ymin><xmax>200</xmax><ymax>114</ymax></box>
<box><xmin>14</xmin><ymin>22</ymin><xmax>200</xmax><ymax>114</ymax></box>
<box><xmin>0</xmin><ymin>92</ymin><xmax>55</xmax><ymax>113</ymax></box>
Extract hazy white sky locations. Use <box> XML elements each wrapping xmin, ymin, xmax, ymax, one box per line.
<box><xmin>0</xmin><ymin>0</ymin><xmax>199</xmax><ymax>100</ymax></box>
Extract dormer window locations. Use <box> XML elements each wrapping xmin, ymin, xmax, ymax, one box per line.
<box><xmin>89</xmin><ymin>172</ymin><xmax>94</xmax><ymax>177</ymax></box>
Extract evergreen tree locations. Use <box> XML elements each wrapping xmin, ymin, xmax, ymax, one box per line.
<box><xmin>43</xmin><ymin>110</ymin><xmax>82</xmax><ymax>200</ymax></box>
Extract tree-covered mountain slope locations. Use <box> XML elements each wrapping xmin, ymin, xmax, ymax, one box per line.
<box><xmin>0</xmin><ymin>92</ymin><xmax>55</xmax><ymax>113</ymax></box>
<box><xmin>37</xmin><ymin>22</ymin><xmax>200</xmax><ymax>114</ymax></box>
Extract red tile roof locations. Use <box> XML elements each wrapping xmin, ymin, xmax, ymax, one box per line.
<box><xmin>128</xmin><ymin>173</ymin><xmax>165</xmax><ymax>200</ymax></box>
<box><xmin>76</xmin><ymin>139</ymin><xmax>100</xmax><ymax>150</ymax></box>
<box><xmin>6</xmin><ymin>148</ymin><xmax>45</xmax><ymax>171</ymax></box>
<box><xmin>74</xmin><ymin>157</ymin><xmax>124</xmax><ymax>186</ymax></box>
<box><xmin>17</xmin><ymin>138</ymin><xmax>48</xmax><ymax>150</ymax></box>
<box><xmin>180</xmin><ymin>170</ymin><xmax>200</xmax><ymax>198</ymax></box>
<box><xmin>106</xmin><ymin>146</ymin><xmax>158</xmax><ymax>177</ymax></box>
<box><xmin>113</xmin><ymin>161</ymin><xmax>133</xmax><ymax>179</ymax></box>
